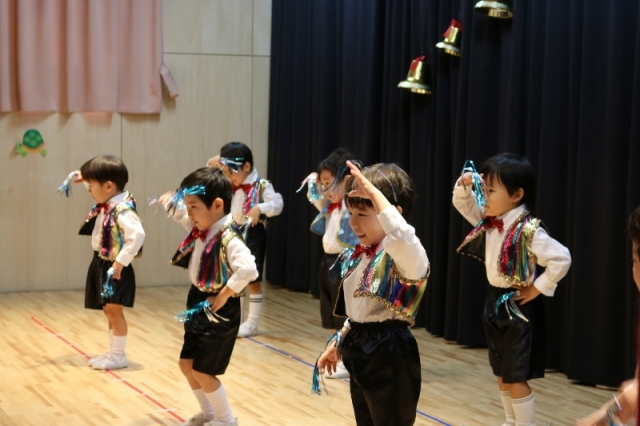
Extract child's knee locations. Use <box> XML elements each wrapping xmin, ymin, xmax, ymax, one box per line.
<box><xmin>178</xmin><ymin>358</ymin><xmax>193</xmax><ymax>375</ymax></box>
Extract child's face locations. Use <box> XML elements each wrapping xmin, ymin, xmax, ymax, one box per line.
<box><xmin>633</xmin><ymin>242</ymin><xmax>640</xmax><ymax>291</ymax></box>
<box><xmin>319</xmin><ymin>170</ymin><xmax>345</xmax><ymax>204</ymax></box>
<box><xmin>348</xmin><ymin>205</ymin><xmax>386</xmax><ymax>247</ymax></box>
<box><xmin>483</xmin><ymin>176</ymin><xmax>523</xmax><ymax>217</ymax></box>
<box><xmin>184</xmin><ymin>195</ymin><xmax>224</xmax><ymax>231</ymax></box>
<box><xmin>85</xmin><ymin>180</ymin><xmax>115</xmax><ymax>204</ymax></box>
<box><xmin>220</xmin><ymin>161</ymin><xmax>252</xmax><ymax>187</ymax></box>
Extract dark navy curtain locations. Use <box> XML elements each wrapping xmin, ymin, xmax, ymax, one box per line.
<box><xmin>265</xmin><ymin>0</ymin><xmax>640</xmax><ymax>387</ymax></box>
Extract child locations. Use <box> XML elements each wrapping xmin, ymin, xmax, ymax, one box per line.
<box><xmin>575</xmin><ymin>206</ymin><xmax>640</xmax><ymax>425</ymax></box>
<box><xmin>217</xmin><ymin>142</ymin><xmax>283</xmax><ymax>337</ymax></box>
<box><xmin>76</xmin><ymin>155</ymin><xmax>145</xmax><ymax>370</ymax></box>
<box><xmin>304</xmin><ymin>148</ymin><xmax>358</xmax><ymax>379</ymax></box>
<box><xmin>317</xmin><ymin>161</ymin><xmax>429</xmax><ymax>426</ymax></box>
<box><xmin>453</xmin><ymin>153</ymin><xmax>571</xmax><ymax>426</ymax></box>
<box><xmin>165</xmin><ymin>167</ymin><xmax>258</xmax><ymax>426</ymax></box>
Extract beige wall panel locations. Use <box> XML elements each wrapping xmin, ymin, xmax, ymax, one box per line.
<box><xmin>251</xmin><ymin>57</ymin><xmax>270</xmax><ymax>178</ymax></box>
<box><xmin>253</xmin><ymin>0</ymin><xmax>272</xmax><ymax>56</ymax></box>
<box><xmin>0</xmin><ymin>113</ymin><xmax>121</xmax><ymax>292</ymax></box>
<box><xmin>163</xmin><ymin>0</ymin><xmax>253</xmax><ymax>55</ymax></box>
<box><xmin>122</xmin><ymin>53</ymin><xmax>253</xmax><ymax>286</ymax></box>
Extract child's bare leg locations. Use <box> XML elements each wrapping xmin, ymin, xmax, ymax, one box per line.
<box><xmin>497</xmin><ymin>377</ymin><xmax>516</xmax><ymax>425</ymax></box>
<box><xmin>239</xmin><ymin>282</ymin><xmax>262</xmax><ymax>337</ymax></box>
<box><xmin>103</xmin><ymin>303</ymin><xmax>127</xmax><ymax>356</ymax></box>
<box><xmin>180</xmin><ymin>359</ymin><xmax>215</xmax><ymax>421</ymax></box>
<box><xmin>192</xmin><ymin>371</ymin><xmax>235</xmax><ymax>423</ymax></box>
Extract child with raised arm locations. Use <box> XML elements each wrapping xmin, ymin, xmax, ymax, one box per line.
<box><xmin>217</xmin><ymin>142</ymin><xmax>283</xmax><ymax>337</ymax></box>
<box><xmin>453</xmin><ymin>153</ymin><xmax>571</xmax><ymax>426</ymax></box>
<box><xmin>75</xmin><ymin>155</ymin><xmax>145</xmax><ymax>370</ymax></box>
<box><xmin>575</xmin><ymin>206</ymin><xmax>640</xmax><ymax>425</ymax></box>
<box><xmin>303</xmin><ymin>148</ymin><xmax>358</xmax><ymax>379</ymax></box>
<box><xmin>317</xmin><ymin>161</ymin><xmax>429</xmax><ymax>426</ymax></box>
<box><xmin>165</xmin><ymin>167</ymin><xmax>258</xmax><ymax>426</ymax></box>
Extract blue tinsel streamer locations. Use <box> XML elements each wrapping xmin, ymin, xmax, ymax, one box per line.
<box><xmin>101</xmin><ymin>268</ymin><xmax>115</xmax><ymax>299</ymax></box>
<box><xmin>57</xmin><ymin>171</ymin><xmax>78</xmax><ymax>197</ymax></box>
<box><xmin>168</xmin><ymin>185</ymin><xmax>207</xmax><ymax>215</ymax></box>
<box><xmin>311</xmin><ymin>330</ymin><xmax>345</xmax><ymax>395</ymax></box>
<box><xmin>174</xmin><ymin>300</ymin><xmax>210</xmax><ymax>323</ymax></box>
<box><xmin>460</xmin><ymin>160</ymin><xmax>486</xmax><ymax>207</ymax></box>
<box><xmin>296</xmin><ymin>173</ymin><xmax>323</xmax><ymax>202</ymax></box>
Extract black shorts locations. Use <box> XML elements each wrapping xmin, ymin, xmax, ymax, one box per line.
<box><xmin>245</xmin><ymin>222</ymin><xmax>267</xmax><ymax>283</ymax></box>
<box><xmin>483</xmin><ymin>285</ymin><xmax>546</xmax><ymax>383</ymax></box>
<box><xmin>180</xmin><ymin>285</ymin><xmax>241</xmax><ymax>376</ymax></box>
<box><xmin>341</xmin><ymin>320</ymin><xmax>421</xmax><ymax>426</ymax></box>
<box><xmin>318</xmin><ymin>253</ymin><xmax>343</xmax><ymax>329</ymax></box>
<box><xmin>85</xmin><ymin>252</ymin><xmax>136</xmax><ymax>310</ymax></box>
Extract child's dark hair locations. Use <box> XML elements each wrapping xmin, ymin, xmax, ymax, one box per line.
<box><xmin>179</xmin><ymin>167</ymin><xmax>232</xmax><ymax>213</ymax></box>
<box><xmin>480</xmin><ymin>153</ymin><xmax>536</xmax><ymax>211</ymax></box>
<box><xmin>345</xmin><ymin>163</ymin><xmax>416</xmax><ymax>219</ymax></box>
<box><xmin>629</xmin><ymin>206</ymin><xmax>640</xmax><ymax>258</ymax></box>
<box><xmin>80</xmin><ymin>155</ymin><xmax>128</xmax><ymax>191</ymax></box>
<box><xmin>317</xmin><ymin>148</ymin><xmax>353</xmax><ymax>176</ymax></box>
<box><xmin>220</xmin><ymin>142</ymin><xmax>253</xmax><ymax>169</ymax></box>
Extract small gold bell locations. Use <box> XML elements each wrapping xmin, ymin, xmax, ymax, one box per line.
<box><xmin>436</xmin><ymin>20</ymin><xmax>462</xmax><ymax>57</ymax></box>
<box><xmin>397</xmin><ymin>55</ymin><xmax>432</xmax><ymax>95</ymax></box>
<box><xmin>474</xmin><ymin>0</ymin><xmax>513</xmax><ymax>19</ymax></box>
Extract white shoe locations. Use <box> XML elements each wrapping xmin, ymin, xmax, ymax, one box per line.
<box><xmin>204</xmin><ymin>418</ymin><xmax>238</xmax><ymax>426</ymax></box>
<box><xmin>88</xmin><ymin>353</ymin><xmax>108</xmax><ymax>366</ymax></box>
<box><xmin>237</xmin><ymin>321</ymin><xmax>258</xmax><ymax>338</ymax></box>
<box><xmin>180</xmin><ymin>412</ymin><xmax>214</xmax><ymax>426</ymax></box>
<box><xmin>324</xmin><ymin>360</ymin><xmax>349</xmax><ymax>379</ymax></box>
<box><xmin>91</xmin><ymin>353</ymin><xmax>128</xmax><ymax>370</ymax></box>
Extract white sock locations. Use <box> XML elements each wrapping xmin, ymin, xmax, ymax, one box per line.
<box><xmin>192</xmin><ymin>388</ymin><xmax>214</xmax><ymax>420</ymax></box>
<box><xmin>246</xmin><ymin>294</ymin><xmax>263</xmax><ymax>325</ymax></box>
<box><xmin>500</xmin><ymin>391</ymin><xmax>516</xmax><ymax>425</ymax></box>
<box><xmin>205</xmin><ymin>385</ymin><xmax>234</xmax><ymax>424</ymax></box>
<box><xmin>512</xmin><ymin>393</ymin><xmax>535</xmax><ymax>426</ymax></box>
<box><xmin>111</xmin><ymin>335</ymin><xmax>127</xmax><ymax>357</ymax></box>
<box><xmin>108</xmin><ymin>329</ymin><xmax>113</xmax><ymax>353</ymax></box>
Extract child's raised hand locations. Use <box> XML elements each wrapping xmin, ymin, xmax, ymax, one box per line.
<box><xmin>459</xmin><ymin>171</ymin><xmax>483</xmax><ymax>187</ymax></box>
<box><xmin>317</xmin><ymin>344</ymin><xmax>340</xmax><ymax>376</ymax></box>
<box><xmin>207</xmin><ymin>155</ymin><xmax>222</xmax><ymax>168</ymax></box>
<box><xmin>158</xmin><ymin>190</ymin><xmax>176</xmax><ymax>207</ymax></box>
<box><xmin>73</xmin><ymin>170</ymin><xmax>84</xmax><ymax>183</ymax></box>
<box><xmin>346</xmin><ymin>160</ymin><xmax>378</xmax><ymax>200</ymax></box>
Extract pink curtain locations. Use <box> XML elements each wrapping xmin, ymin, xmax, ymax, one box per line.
<box><xmin>0</xmin><ymin>0</ymin><xmax>178</xmax><ymax>113</ymax></box>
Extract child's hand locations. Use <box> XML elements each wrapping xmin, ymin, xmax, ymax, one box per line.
<box><xmin>207</xmin><ymin>292</ymin><xmax>230</xmax><ymax>313</ymax></box>
<box><xmin>317</xmin><ymin>344</ymin><xmax>340</xmax><ymax>376</ymax></box>
<box><xmin>512</xmin><ymin>285</ymin><xmax>541</xmax><ymax>305</ymax></box>
<box><xmin>73</xmin><ymin>170</ymin><xmax>84</xmax><ymax>183</ymax></box>
<box><xmin>207</xmin><ymin>155</ymin><xmax>222</xmax><ymax>168</ymax></box>
<box><xmin>346</xmin><ymin>160</ymin><xmax>381</xmax><ymax>201</ymax></box>
<box><xmin>112</xmin><ymin>261</ymin><xmax>124</xmax><ymax>280</ymax></box>
<box><xmin>246</xmin><ymin>206</ymin><xmax>261</xmax><ymax>227</ymax></box>
<box><xmin>459</xmin><ymin>171</ymin><xmax>483</xmax><ymax>187</ymax></box>
<box><xmin>158</xmin><ymin>190</ymin><xmax>176</xmax><ymax>207</ymax></box>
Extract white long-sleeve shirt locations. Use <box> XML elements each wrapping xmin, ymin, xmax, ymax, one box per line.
<box><xmin>452</xmin><ymin>181</ymin><xmax>571</xmax><ymax>296</ymax></box>
<box><xmin>342</xmin><ymin>206</ymin><xmax>429</xmax><ymax>323</ymax></box>
<box><xmin>173</xmin><ymin>211</ymin><xmax>258</xmax><ymax>293</ymax></box>
<box><xmin>231</xmin><ymin>169</ymin><xmax>283</xmax><ymax>225</ymax></box>
<box><xmin>91</xmin><ymin>191</ymin><xmax>145</xmax><ymax>266</ymax></box>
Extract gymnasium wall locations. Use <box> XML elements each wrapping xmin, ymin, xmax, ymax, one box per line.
<box><xmin>0</xmin><ymin>0</ymin><xmax>272</xmax><ymax>292</ymax></box>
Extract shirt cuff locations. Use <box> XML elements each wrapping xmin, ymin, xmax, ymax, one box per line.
<box><xmin>115</xmin><ymin>251</ymin><xmax>134</xmax><ymax>267</ymax></box>
<box><xmin>378</xmin><ymin>205</ymin><xmax>406</xmax><ymax>235</ymax></box>
<box><xmin>533</xmin><ymin>273</ymin><xmax>557</xmax><ymax>297</ymax></box>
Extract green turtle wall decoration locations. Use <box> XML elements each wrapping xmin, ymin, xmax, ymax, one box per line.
<box><xmin>15</xmin><ymin>129</ymin><xmax>47</xmax><ymax>157</ymax></box>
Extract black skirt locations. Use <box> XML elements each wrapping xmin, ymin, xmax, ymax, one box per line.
<box><xmin>85</xmin><ymin>252</ymin><xmax>136</xmax><ymax>310</ymax></box>
<box><xmin>482</xmin><ymin>285</ymin><xmax>546</xmax><ymax>383</ymax></box>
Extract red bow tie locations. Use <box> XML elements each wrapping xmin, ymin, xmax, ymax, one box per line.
<box><xmin>350</xmin><ymin>243</ymin><xmax>379</xmax><ymax>260</ymax></box>
<box><xmin>484</xmin><ymin>216</ymin><xmax>504</xmax><ymax>233</ymax></box>
<box><xmin>193</xmin><ymin>228</ymin><xmax>209</xmax><ymax>242</ymax></box>
<box><xmin>96</xmin><ymin>203</ymin><xmax>110</xmax><ymax>214</ymax></box>
<box><xmin>327</xmin><ymin>202</ymin><xmax>341</xmax><ymax>214</ymax></box>
<box><xmin>232</xmin><ymin>184</ymin><xmax>254</xmax><ymax>194</ymax></box>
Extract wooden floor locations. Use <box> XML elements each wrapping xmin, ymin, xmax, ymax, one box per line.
<box><xmin>0</xmin><ymin>283</ymin><xmax>615</xmax><ymax>425</ymax></box>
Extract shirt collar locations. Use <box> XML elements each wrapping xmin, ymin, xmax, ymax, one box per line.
<box><xmin>242</xmin><ymin>168</ymin><xmax>259</xmax><ymax>184</ymax></box>
<box><xmin>497</xmin><ymin>204</ymin><xmax>527</xmax><ymax>229</ymax></box>
<box><xmin>107</xmin><ymin>191</ymin><xmax>129</xmax><ymax>208</ymax></box>
<box><xmin>204</xmin><ymin>214</ymin><xmax>232</xmax><ymax>243</ymax></box>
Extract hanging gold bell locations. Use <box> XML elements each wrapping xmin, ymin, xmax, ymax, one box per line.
<box><xmin>397</xmin><ymin>55</ymin><xmax>432</xmax><ymax>94</ymax></box>
<box><xmin>436</xmin><ymin>20</ymin><xmax>462</xmax><ymax>56</ymax></box>
<box><xmin>474</xmin><ymin>0</ymin><xmax>512</xmax><ymax>18</ymax></box>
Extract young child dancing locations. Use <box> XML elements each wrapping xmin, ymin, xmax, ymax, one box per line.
<box><xmin>217</xmin><ymin>142</ymin><xmax>283</xmax><ymax>337</ymax></box>
<box><xmin>317</xmin><ymin>161</ymin><xmax>429</xmax><ymax>426</ymax></box>
<box><xmin>75</xmin><ymin>155</ymin><xmax>145</xmax><ymax>370</ymax></box>
<box><xmin>453</xmin><ymin>153</ymin><xmax>571</xmax><ymax>426</ymax></box>
<box><xmin>303</xmin><ymin>148</ymin><xmax>358</xmax><ymax>379</ymax></box>
<box><xmin>576</xmin><ymin>205</ymin><xmax>640</xmax><ymax>425</ymax></box>
<box><xmin>164</xmin><ymin>167</ymin><xmax>258</xmax><ymax>426</ymax></box>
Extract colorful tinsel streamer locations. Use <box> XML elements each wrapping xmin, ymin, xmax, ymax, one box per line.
<box><xmin>311</xmin><ymin>330</ymin><xmax>345</xmax><ymax>395</ymax></box>
<box><xmin>101</xmin><ymin>268</ymin><xmax>115</xmax><ymax>299</ymax></box>
<box><xmin>296</xmin><ymin>172</ymin><xmax>323</xmax><ymax>202</ymax></box>
<box><xmin>460</xmin><ymin>160</ymin><xmax>486</xmax><ymax>207</ymax></box>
